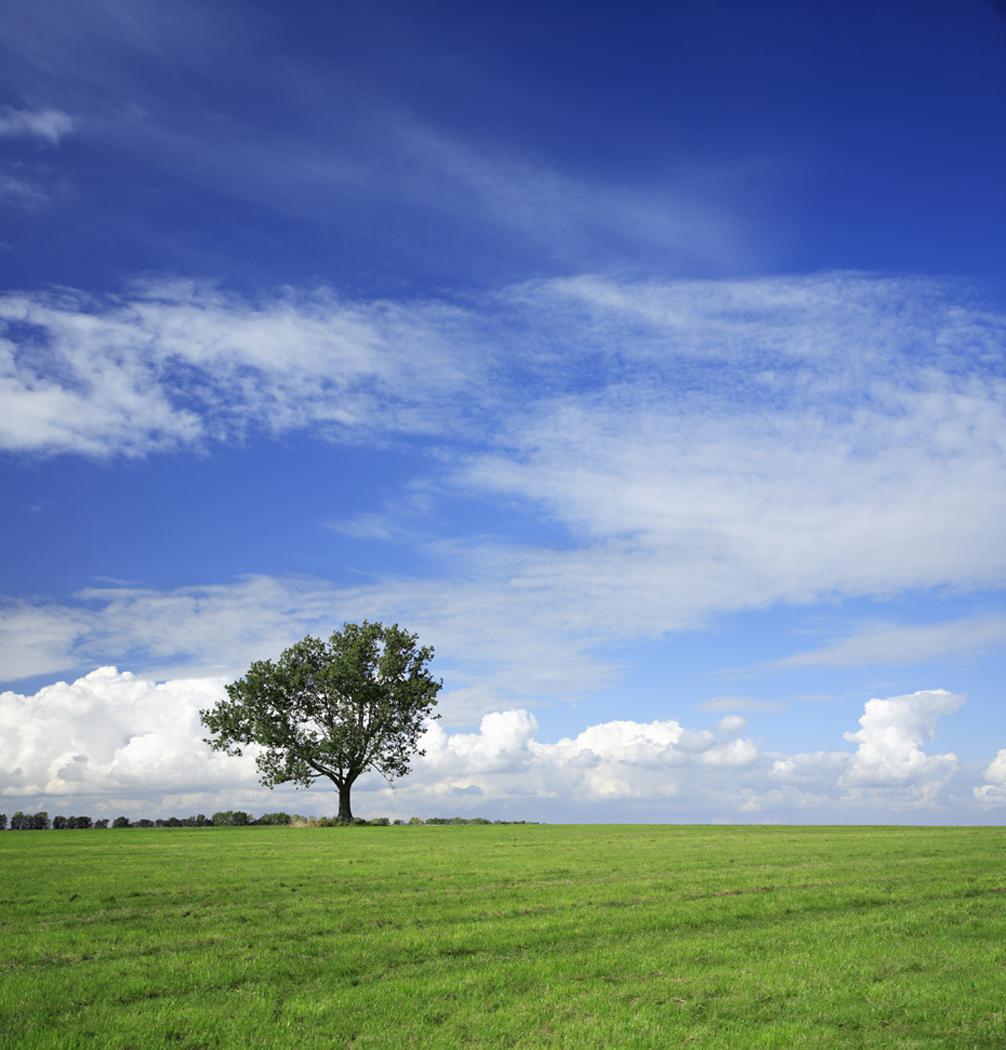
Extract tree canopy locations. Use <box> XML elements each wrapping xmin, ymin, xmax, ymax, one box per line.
<box><xmin>200</xmin><ymin>621</ymin><xmax>441</xmax><ymax>822</ymax></box>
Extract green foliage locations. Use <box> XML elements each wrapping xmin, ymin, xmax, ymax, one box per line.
<box><xmin>111</xmin><ymin>816</ymin><xmax>130</xmax><ymax>828</ymax></box>
<box><xmin>4</xmin><ymin>825</ymin><xmax>1006</xmax><ymax>1047</ymax></box>
<box><xmin>10</xmin><ymin>811</ymin><xmax>50</xmax><ymax>831</ymax></box>
<box><xmin>0</xmin><ymin>813</ymin><xmax>6</xmax><ymax>831</ymax></box>
<box><xmin>256</xmin><ymin>812</ymin><xmax>293</xmax><ymax>826</ymax></box>
<box><xmin>423</xmin><ymin>816</ymin><xmax>499</xmax><ymax>826</ymax></box>
<box><xmin>211</xmin><ymin>811</ymin><xmax>252</xmax><ymax>826</ymax></box>
<box><xmin>52</xmin><ymin>815</ymin><xmax>96</xmax><ymax>830</ymax></box>
<box><xmin>200</xmin><ymin>621</ymin><xmax>441</xmax><ymax>822</ymax></box>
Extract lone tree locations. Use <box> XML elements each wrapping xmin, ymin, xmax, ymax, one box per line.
<box><xmin>200</xmin><ymin>621</ymin><xmax>441</xmax><ymax>823</ymax></box>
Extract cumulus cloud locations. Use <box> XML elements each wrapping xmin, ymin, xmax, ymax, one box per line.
<box><xmin>840</xmin><ymin>689</ymin><xmax>963</xmax><ymax>787</ymax></box>
<box><xmin>974</xmin><ymin>749</ymin><xmax>1006</xmax><ymax>806</ymax></box>
<box><xmin>0</xmin><ymin>107</ymin><xmax>74</xmax><ymax>144</ymax></box>
<box><xmin>769</xmin><ymin>690</ymin><xmax>965</xmax><ymax>808</ymax></box>
<box><xmin>0</xmin><ymin>667</ymin><xmax>254</xmax><ymax>803</ymax></box>
<box><xmin>1</xmin><ymin>670</ymin><xmax>989</xmax><ymax>820</ymax></box>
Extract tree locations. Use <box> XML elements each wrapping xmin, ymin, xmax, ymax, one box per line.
<box><xmin>211</xmin><ymin>810</ymin><xmax>251</xmax><ymax>826</ymax></box>
<box><xmin>200</xmin><ymin>621</ymin><xmax>441</xmax><ymax>823</ymax></box>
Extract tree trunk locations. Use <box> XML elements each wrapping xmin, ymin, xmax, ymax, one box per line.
<box><xmin>337</xmin><ymin>781</ymin><xmax>354</xmax><ymax>823</ymax></box>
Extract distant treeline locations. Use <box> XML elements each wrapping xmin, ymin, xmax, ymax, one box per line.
<box><xmin>0</xmin><ymin>811</ymin><xmax>534</xmax><ymax>830</ymax></box>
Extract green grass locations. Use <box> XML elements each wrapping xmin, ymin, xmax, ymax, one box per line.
<box><xmin>2</xmin><ymin>825</ymin><xmax>1005</xmax><ymax>1048</ymax></box>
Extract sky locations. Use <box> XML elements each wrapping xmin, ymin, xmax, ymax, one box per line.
<box><xmin>1</xmin><ymin>0</ymin><xmax>1005</xmax><ymax>823</ymax></box>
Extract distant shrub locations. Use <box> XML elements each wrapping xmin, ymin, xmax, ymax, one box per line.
<box><xmin>212</xmin><ymin>810</ymin><xmax>252</xmax><ymax>826</ymax></box>
<box><xmin>15</xmin><ymin>811</ymin><xmax>51</xmax><ymax>831</ymax></box>
<box><xmin>0</xmin><ymin>814</ymin><xmax>7</xmax><ymax>831</ymax></box>
<box><xmin>53</xmin><ymin>816</ymin><xmax>68</xmax><ymax>830</ymax></box>
<box><xmin>256</xmin><ymin>812</ymin><xmax>293</xmax><ymax>825</ymax></box>
<box><xmin>408</xmin><ymin>816</ymin><xmax>424</xmax><ymax>826</ymax></box>
<box><xmin>392</xmin><ymin>819</ymin><xmax>404</xmax><ymax>826</ymax></box>
<box><xmin>418</xmin><ymin>816</ymin><xmax>527</xmax><ymax>826</ymax></box>
<box><xmin>112</xmin><ymin>816</ymin><xmax>130</xmax><ymax>828</ymax></box>
<box><xmin>367</xmin><ymin>817</ymin><xmax>390</xmax><ymax>826</ymax></box>
<box><xmin>94</xmin><ymin>818</ymin><xmax>109</xmax><ymax>829</ymax></box>
<box><xmin>135</xmin><ymin>819</ymin><xmax>154</xmax><ymax>828</ymax></box>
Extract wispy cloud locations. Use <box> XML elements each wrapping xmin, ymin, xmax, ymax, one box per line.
<box><xmin>0</xmin><ymin>107</ymin><xmax>74</xmax><ymax>144</ymax></box>
<box><xmin>0</xmin><ymin>4</ymin><xmax>764</xmax><ymax>274</ymax></box>
<box><xmin>2</xmin><ymin>273</ymin><xmax>1005</xmax><ymax>714</ymax></box>
<box><xmin>0</xmin><ymin>280</ymin><xmax>492</xmax><ymax>456</ymax></box>
<box><xmin>768</xmin><ymin>615</ymin><xmax>1006</xmax><ymax>669</ymax></box>
<box><xmin>696</xmin><ymin>697</ymin><xmax>787</xmax><ymax>713</ymax></box>
<box><xmin>0</xmin><ymin>172</ymin><xmax>50</xmax><ymax>209</ymax></box>
<box><xmin>327</xmin><ymin>513</ymin><xmax>400</xmax><ymax>542</ymax></box>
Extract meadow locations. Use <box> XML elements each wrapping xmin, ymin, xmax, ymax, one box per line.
<box><xmin>2</xmin><ymin>824</ymin><xmax>1005</xmax><ymax>1048</ymax></box>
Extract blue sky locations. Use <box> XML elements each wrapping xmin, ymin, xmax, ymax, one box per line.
<box><xmin>1</xmin><ymin>0</ymin><xmax>1005</xmax><ymax>822</ymax></box>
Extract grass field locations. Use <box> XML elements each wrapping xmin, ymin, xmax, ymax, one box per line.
<box><xmin>2</xmin><ymin>824</ymin><xmax>1005</xmax><ymax>1048</ymax></box>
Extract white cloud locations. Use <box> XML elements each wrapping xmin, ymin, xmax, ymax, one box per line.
<box><xmin>840</xmin><ymin>689</ymin><xmax>963</xmax><ymax>787</ymax></box>
<box><xmin>0</xmin><ymin>601</ymin><xmax>90</xmax><ymax>680</ymax></box>
<box><xmin>460</xmin><ymin>384</ymin><xmax>1006</xmax><ymax>630</ymax></box>
<box><xmin>422</xmin><ymin>710</ymin><xmax>539</xmax><ymax>774</ymax></box>
<box><xmin>769</xmin><ymin>690</ymin><xmax>965</xmax><ymax>808</ymax></box>
<box><xmin>984</xmin><ymin>750</ymin><xmax>1006</xmax><ymax>784</ymax></box>
<box><xmin>1</xmin><ymin>670</ymin><xmax>987</xmax><ymax>821</ymax></box>
<box><xmin>0</xmin><ymin>667</ymin><xmax>254</xmax><ymax>802</ymax></box>
<box><xmin>0</xmin><ymin>574</ymin><xmax>615</xmax><ymax>714</ymax></box>
<box><xmin>2</xmin><ymin>273</ymin><xmax>1004</xmax><ymax>729</ymax></box>
<box><xmin>974</xmin><ymin>749</ymin><xmax>1006</xmax><ymax>806</ymax></box>
<box><xmin>0</xmin><ymin>107</ymin><xmax>74</xmax><ymax>144</ymax></box>
<box><xmin>0</xmin><ymin>576</ymin><xmax>342</xmax><ymax>683</ymax></box>
<box><xmin>0</xmin><ymin>281</ymin><xmax>488</xmax><ymax>456</ymax></box>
